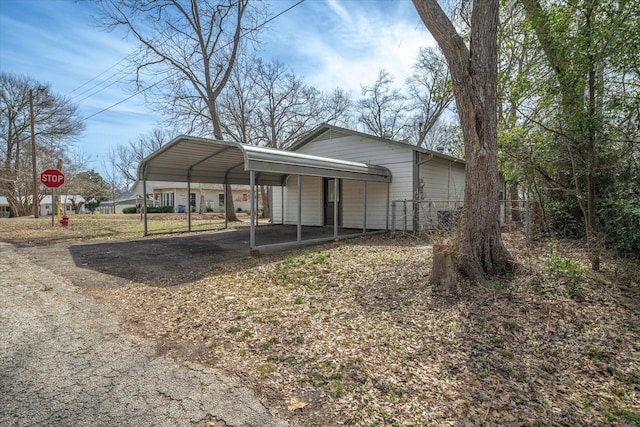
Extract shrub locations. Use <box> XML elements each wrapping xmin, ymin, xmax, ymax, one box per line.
<box><xmin>599</xmin><ymin>182</ymin><xmax>640</xmax><ymax>256</ymax></box>
<box><xmin>123</xmin><ymin>205</ymin><xmax>175</xmax><ymax>214</ymax></box>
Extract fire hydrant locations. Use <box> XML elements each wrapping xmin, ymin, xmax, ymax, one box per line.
<box><xmin>60</xmin><ymin>214</ymin><xmax>69</xmax><ymax>227</ymax></box>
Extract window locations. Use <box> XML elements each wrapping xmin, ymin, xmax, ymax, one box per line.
<box><xmin>190</xmin><ymin>193</ymin><xmax>196</xmax><ymax>207</ymax></box>
<box><xmin>218</xmin><ymin>193</ymin><xmax>225</xmax><ymax>207</ymax></box>
<box><xmin>161</xmin><ymin>192</ymin><xmax>175</xmax><ymax>207</ymax></box>
<box><xmin>242</xmin><ymin>193</ymin><xmax>248</xmax><ymax>202</ymax></box>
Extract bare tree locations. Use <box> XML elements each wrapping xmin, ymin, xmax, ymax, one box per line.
<box><xmin>102</xmin><ymin>156</ymin><xmax>127</xmax><ymax>214</ymax></box>
<box><xmin>251</xmin><ymin>59</ymin><xmax>350</xmax><ymax>149</ymax></box>
<box><xmin>219</xmin><ymin>56</ymin><xmax>353</xmax><ymax>219</ymax></box>
<box><xmin>0</xmin><ymin>73</ymin><xmax>84</xmax><ymax>217</ymax></box>
<box><xmin>356</xmin><ymin>69</ymin><xmax>409</xmax><ymax>139</ymax></box>
<box><xmin>221</xmin><ymin>56</ymin><xmax>353</xmax><ymax>148</ymax></box>
<box><xmin>406</xmin><ymin>46</ymin><xmax>455</xmax><ymax>147</ymax></box>
<box><xmin>420</xmin><ymin>118</ymin><xmax>463</xmax><ymax>155</ymax></box>
<box><xmin>94</xmin><ymin>0</ymin><xmax>267</xmax><ymax>221</ymax></box>
<box><xmin>219</xmin><ymin>54</ymin><xmax>261</xmax><ymax>145</ymax></box>
<box><xmin>111</xmin><ymin>128</ymin><xmax>176</xmax><ymax>187</ymax></box>
<box><xmin>413</xmin><ymin>0</ymin><xmax>513</xmax><ymax>283</ymax></box>
<box><xmin>63</xmin><ymin>150</ymin><xmax>96</xmax><ymax>214</ymax></box>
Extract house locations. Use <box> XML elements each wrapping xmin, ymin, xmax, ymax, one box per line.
<box><xmin>275</xmin><ymin>124</ymin><xmax>466</xmax><ymax>233</ymax></box>
<box><xmin>130</xmin><ymin>181</ymin><xmax>261</xmax><ymax>213</ymax></box>
<box><xmin>39</xmin><ymin>194</ymin><xmax>86</xmax><ymax>216</ymax></box>
<box><xmin>95</xmin><ymin>191</ymin><xmax>156</xmax><ymax>214</ymax></box>
<box><xmin>137</xmin><ymin>124</ymin><xmax>466</xmax><ymax>250</ymax></box>
<box><xmin>0</xmin><ymin>195</ymin><xmax>10</xmax><ymax>218</ymax></box>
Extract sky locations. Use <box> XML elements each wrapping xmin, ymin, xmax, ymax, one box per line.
<box><xmin>0</xmin><ymin>0</ymin><xmax>435</xmax><ymax>175</ymax></box>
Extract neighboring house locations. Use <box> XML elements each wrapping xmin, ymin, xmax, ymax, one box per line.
<box><xmin>273</xmin><ymin>124</ymin><xmax>466</xmax><ymax>232</ymax></box>
<box><xmin>40</xmin><ymin>194</ymin><xmax>86</xmax><ymax>216</ymax></box>
<box><xmin>130</xmin><ymin>181</ymin><xmax>261</xmax><ymax>214</ymax></box>
<box><xmin>95</xmin><ymin>191</ymin><xmax>156</xmax><ymax>214</ymax></box>
<box><xmin>0</xmin><ymin>195</ymin><xmax>10</xmax><ymax>218</ymax></box>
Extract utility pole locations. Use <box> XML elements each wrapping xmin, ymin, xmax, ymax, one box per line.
<box><xmin>29</xmin><ymin>89</ymin><xmax>39</xmax><ymax>218</ymax></box>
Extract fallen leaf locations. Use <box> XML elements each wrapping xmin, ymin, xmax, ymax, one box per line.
<box><xmin>287</xmin><ymin>397</ymin><xmax>308</xmax><ymax>411</ymax></box>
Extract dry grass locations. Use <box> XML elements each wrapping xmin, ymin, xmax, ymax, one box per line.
<box><xmin>2</xmin><ymin>216</ymin><xmax>639</xmax><ymax>426</ymax></box>
<box><xmin>0</xmin><ymin>212</ymin><xmax>234</xmax><ymax>243</ymax></box>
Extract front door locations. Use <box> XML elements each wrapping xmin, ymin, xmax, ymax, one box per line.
<box><xmin>324</xmin><ymin>178</ymin><xmax>341</xmax><ymax>226</ymax></box>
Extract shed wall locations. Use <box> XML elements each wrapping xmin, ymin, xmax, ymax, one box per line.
<box><xmin>272</xmin><ymin>134</ymin><xmax>466</xmax><ymax>232</ymax></box>
<box><xmin>273</xmin><ymin>176</ymin><xmax>323</xmax><ymax>226</ymax></box>
<box><xmin>294</xmin><ymin>135</ymin><xmax>414</xmax><ymax>230</ymax></box>
<box><xmin>419</xmin><ymin>157</ymin><xmax>465</xmax><ymax>201</ymax></box>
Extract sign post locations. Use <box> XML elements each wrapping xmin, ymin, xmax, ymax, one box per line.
<box><xmin>40</xmin><ymin>169</ymin><xmax>64</xmax><ymax>226</ymax></box>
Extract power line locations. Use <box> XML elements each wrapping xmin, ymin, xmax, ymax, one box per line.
<box><xmin>80</xmin><ymin>0</ymin><xmax>306</xmax><ymax>123</ymax></box>
<box><xmin>66</xmin><ymin>56</ymin><xmax>129</xmax><ymax>101</ymax></box>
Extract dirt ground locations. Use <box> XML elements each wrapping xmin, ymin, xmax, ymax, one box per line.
<box><xmin>4</xmin><ymin>218</ymin><xmax>640</xmax><ymax>426</ymax></box>
<box><xmin>3</xmin><ymin>223</ymin><xmax>366</xmax><ymax>426</ymax></box>
<box><xmin>9</xmin><ymin>225</ymin><xmax>345</xmax><ymax>288</ymax></box>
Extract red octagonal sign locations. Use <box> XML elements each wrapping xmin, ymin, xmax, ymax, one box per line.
<box><xmin>40</xmin><ymin>169</ymin><xmax>65</xmax><ymax>188</ymax></box>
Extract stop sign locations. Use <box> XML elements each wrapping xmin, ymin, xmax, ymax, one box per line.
<box><xmin>40</xmin><ymin>169</ymin><xmax>65</xmax><ymax>188</ymax></box>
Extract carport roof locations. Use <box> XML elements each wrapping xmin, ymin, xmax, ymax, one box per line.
<box><xmin>138</xmin><ymin>135</ymin><xmax>392</xmax><ymax>186</ymax></box>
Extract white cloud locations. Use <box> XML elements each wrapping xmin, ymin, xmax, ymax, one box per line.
<box><xmin>325</xmin><ymin>0</ymin><xmax>353</xmax><ymax>26</ymax></box>
<box><xmin>261</xmin><ymin>0</ymin><xmax>435</xmax><ymax>94</ymax></box>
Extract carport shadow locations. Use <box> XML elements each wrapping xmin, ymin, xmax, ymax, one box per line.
<box><xmin>69</xmin><ymin>229</ymin><xmax>252</xmax><ymax>287</ymax></box>
<box><xmin>68</xmin><ymin>225</ymin><xmax>369</xmax><ymax>287</ymax></box>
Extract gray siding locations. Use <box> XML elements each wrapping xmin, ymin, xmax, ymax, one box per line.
<box><xmin>273</xmin><ymin>134</ymin><xmax>466</xmax><ymax>232</ymax></box>
<box><xmin>295</xmin><ymin>135</ymin><xmax>414</xmax><ymax>230</ymax></box>
<box><xmin>419</xmin><ymin>157</ymin><xmax>465</xmax><ymax>201</ymax></box>
<box><xmin>274</xmin><ymin>176</ymin><xmax>323</xmax><ymax>226</ymax></box>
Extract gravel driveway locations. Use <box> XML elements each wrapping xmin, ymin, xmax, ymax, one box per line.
<box><xmin>0</xmin><ymin>242</ymin><xmax>288</xmax><ymax>427</ymax></box>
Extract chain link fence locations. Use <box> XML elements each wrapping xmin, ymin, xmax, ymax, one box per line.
<box><xmin>391</xmin><ymin>199</ymin><xmax>533</xmax><ymax>237</ymax></box>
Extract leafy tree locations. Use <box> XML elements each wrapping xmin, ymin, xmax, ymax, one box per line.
<box><xmin>76</xmin><ymin>169</ymin><xmax>111</xmax><ymax>202</ymax></box>
<box><xmin>515</xmin><ymin>0</ymin><xmax>640</xmax><ymax>264</ymax></box>
<box><xmin>413</xmin><ymin>0</ymin><xmax>514</xmax><ymax>283</ymax></box>
<box><xmin>0</xmin><ymin>73</ymin><xmax>84</xmax><ymax>217</ymax></box>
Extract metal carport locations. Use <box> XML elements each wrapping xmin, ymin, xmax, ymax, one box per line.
<box><xmin>138</xmin><ymin>136</ymin><xmax>392</xmax><ymax>251</ymax></box>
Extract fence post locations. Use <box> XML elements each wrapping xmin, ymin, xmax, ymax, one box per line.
<box><xmin>403</xmin><ymin>200</ymin><xmax>407</xmax><ymax>234</ymax></box>
<box><xmin>391</xmin><ymin>201</ymin><xmax>396</xmax><ymax>236</ymax></box>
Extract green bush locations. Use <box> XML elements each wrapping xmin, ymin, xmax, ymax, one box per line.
<box><xmin>599</xmin><ymin>182</ymin><xmax>640</xmax><ymax>256</ymax></box>
<box><xmin>122</xmin><ymin>205</ymin><xmax>175</xmax><ymax>214</ymax></box>
<box><xmin>150</xmin><ymin>206</ymin><xmax>175</xmax><ymax>213</ymax></box>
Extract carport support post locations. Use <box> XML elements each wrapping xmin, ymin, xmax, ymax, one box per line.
<box><xmin>281</xmin><ymin>181</ymin><xmax>285</xmax><ymax>225</ymax></box>
<box><xmin>187</xmin><ymin>179</ymin><xmax>192</xmax><ymax>232</ymax></box>
<box><xmin>297</xmin><ymin>175</ymin><xmax>302</xmax><ymax>243</ymax></box>
<box><xmin>143</xmin><ymin>179</ymin><xmax>148</xmax><ymax>236</ymax></box>
<box><xmin>250</xmin><ymin>170</ymin><xmax>256</xmax><ymax>249</ymax></box>
<box><xmin>363</xmin><ymin>181</ymin><xmax>367</xmax><ymax>234</ymax></box>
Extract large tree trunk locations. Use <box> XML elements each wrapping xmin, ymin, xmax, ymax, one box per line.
<box><xmin>224</xmin><ymin>184</ymin><xmax>239</xmax><ymax>222</ymax></box>
<box><xmin>413</xmin><ymin>0</ymin><xmax>513</xmax><ymax>283</ymax></box>
<box><xmin>259</xmin><ymin>185</ymin><xmax>270</xmax><ymax>219</ymax></box>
